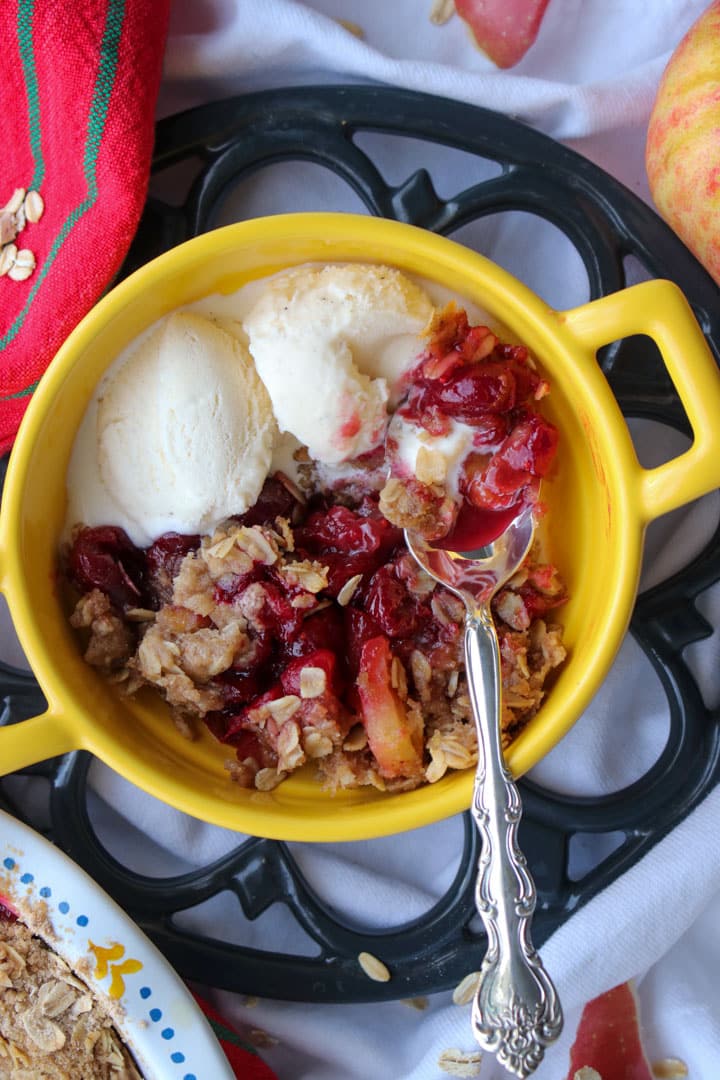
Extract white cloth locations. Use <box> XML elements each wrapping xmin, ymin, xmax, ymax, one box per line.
<box><xmin>6</xmin><ymin>1</ymin><xmax>720</xmax><ymax>1077</ymax></box>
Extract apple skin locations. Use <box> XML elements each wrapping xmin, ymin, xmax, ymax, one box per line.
<box><xmin>646</xmin><ymin>1</ymin><xmax>720</xmax><ymax>285</ymax></box>
<box><xmin>455</xmin><ymin>0</ymin><xmax>551</xmax><ymax>69</ymax></box>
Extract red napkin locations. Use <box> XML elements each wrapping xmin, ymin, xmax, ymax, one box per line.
<box><xmin>0</xmin><ymin>0</ymin><xmax>171</xmax><ymax>453</ymax></box>
<box><xmin>193</xmin><ymin>992</ymin><xmax>279</xmax><ymax>1080</ymax></box>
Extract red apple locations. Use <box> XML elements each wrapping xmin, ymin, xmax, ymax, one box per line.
<box><xmin>565</xmin><ymin>981</ymin><xmax>654</xmax><ymax>1080</ymax></box>
<box><xmin>455</xmin><ymin>0</ymin><xmax>551</xmax><ymax>69</ymax></box>
<box><xmin>646</xmin><ymin>1</ymin><xmax>720</xmax><ymax>285</ymax></box>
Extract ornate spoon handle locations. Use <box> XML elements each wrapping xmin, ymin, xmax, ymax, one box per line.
<box><xmin>464</xmin><ymin>608</ymin><xmax>563</xmax><ymax>1078</ymax></box>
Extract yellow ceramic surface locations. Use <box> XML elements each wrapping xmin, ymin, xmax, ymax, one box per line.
<box><xmin>1</xmin><ymin>213</ymin><xmax>720</xmax><ymax>842</ymax></box>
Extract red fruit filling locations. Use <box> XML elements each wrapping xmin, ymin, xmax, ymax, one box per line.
<box><xmin>294</xmin><ymin>500</ymin><xmax>402</xmax><ymax>596</ymax></box>
<box><xmin>383</xmin><ymin>304</ymin><xmax>558</xmax><ymax>547</ymax></box>
<box><xmin>235</xmin><ymin>475</ymin><xmax>301</xmax><ymax>527</ymax></box>
<box><xmin>0</xmin><ymin>895</ymin><xmax>18</xmax><ymax>922</ymax></box>
<box><xmin>67</xmin><ymin>525</ymin><xmax>147</xmax><ymax>610</ymax></box>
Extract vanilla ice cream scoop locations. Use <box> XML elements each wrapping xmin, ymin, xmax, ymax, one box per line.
<box><xmin>66</xmin><ymin>311</ymin><xmax>276</xmax><ymax>547</ymax></box>
<box><xmin>242</xmin><ymin>264</ymin><xmax>434</xmax><ymax>465</ymax></box>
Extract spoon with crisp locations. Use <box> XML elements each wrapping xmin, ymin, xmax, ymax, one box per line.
<box><xmin>402</xmin><ymin>497</ymin><xmax>563</xmax><ymax>1077</ymax></box>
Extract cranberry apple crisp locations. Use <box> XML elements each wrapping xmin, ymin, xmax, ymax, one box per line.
<box><xmin>64</xmin><ymin>304</ymin><xmax>566</xmax><ymax>794</ymax></box>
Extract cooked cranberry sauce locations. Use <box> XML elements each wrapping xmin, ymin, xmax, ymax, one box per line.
<box><xmin>67</xmin><ymin>476</ymin><xmax>563</xmax><ymax>765</ymax></box>
<box><xmin>67</xmin><ymin>525</ymin><xmax>148</xmax><ymax>609</ymax></box>
<box><xmin>399</xmin><ymin>306</ymin><xmax>558</xmax><ymax>515</ymax></box>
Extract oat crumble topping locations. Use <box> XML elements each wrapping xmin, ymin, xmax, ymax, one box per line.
<box><xmin>0</xmin><ymin>916</ymin><xmax>142</xmax><ymax>1079</ymax></box>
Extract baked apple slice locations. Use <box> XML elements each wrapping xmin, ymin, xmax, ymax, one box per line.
<box><xmin>357</xmin><ymin>636</ymin><xmax>424</xmax><ymax>779</ymax></box>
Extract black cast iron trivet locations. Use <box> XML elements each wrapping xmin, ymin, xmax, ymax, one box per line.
<box><xmin>2</xmin><ymin>85</ymin><xmax>719</xmax><ymax>1003</ymax></box>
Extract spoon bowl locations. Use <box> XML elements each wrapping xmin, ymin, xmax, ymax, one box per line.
<box><xmin>403</xmin><ymin>504</ymin><xmax>563</xmax><ymax>1077</ymax></box>
<box><xmin>403</xmin><ymin>503</ymin><xmax>536</xmax><ymax>607</ymax></box>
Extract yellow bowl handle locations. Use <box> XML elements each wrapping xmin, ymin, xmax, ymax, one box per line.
<box><xmin>0</xmin><ymin>709</ymin><xmax>78</xmax><ymax>774</ymax></box>
<box><xmin>561</xmin><ymin>279</ymin><xmax>720</xmax><ymax>522</ymax></box>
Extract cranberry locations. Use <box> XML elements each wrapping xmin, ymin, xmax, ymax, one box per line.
<box><xmin>215</xmin><ymin>668</ymin><xmax>265</xmax><ymax>708</ymax></box>
<box><xmin>146</xmin><ymin>532</ymin><xmax>200</xmax><ymax>606</ymax></box>
<box><xmin>410</xmin><ymin>361</ymin><xmax>518</xmax><ymax>424</ymax></box>
<box><xmin>466</xmin><ymin>469</ymin><xmax>525</xmax><ymax>511</ymax></box>
<box><xmin>295</xmin><ymin>502</ymin><xmax>402</xmax><ymax>596</ymax></box>
<box><xmin>227</xmin><ymin>730</ymin><xmax>267</xmax><ymax>761</ymax></box>
<box><xmin>316</xmin><ymin>553</ymin><xmax>370</xmax><ymax>595</ymax></box>
<box><xmin>247</xmin><ymin>627</ymin><xmax>275</xmax><ymax>671</ymax></box>
<box><xmin>364</xmin><ymin>565</ymin><xmax>424</xmax><ymax>639</ymax></box>
<box><xmin>295</xmin><ymin>504</ymin><xmax>394</xmax><ymax>555</ymax></box>
<box><xmin>67</xmin><ymin>525</ymin><xmax>145</xmax><ymax>609</ymax></box>
<box><xmin>343</xmin><ymin>607</ymin><xmax>383</xmax><ymax>678</ymax></box>
<box><xmin>203</xmin><ymin>709</ymin><xmax>232</xmax><ymax>742</ymax></box>
<box><xmin>352</xmin><ymin>446</ymin><xmax>386</xmax><ymax>469</ymax></box>
<box><xmin>495</xmin><ymin>343</ymin><xmax>545</xmax><ymax>400</ymax></box>
<box><xmin>499</xmin><ymin>413</ymin><xmax>558</xmax><ymax>477</ymax></box>
<box><xmin>207</xmin><ymin>721</ymin><xmax>277</xmax><ymax>770</ymax></box>
<box><xmin>423</xmin><ymin>307</ymin><xmax>496</xmax><ymax>371</ymax></box>
<box><xmin>470</xmin><ymin>413</ymin><xmax>510</xmax><ymax>447</ymax></box>
<box><xmin>236</xmin><ymin>476</ymin><xmax>302</xmax><ymax>527</ymax></box>
<box><xmin>441</xmin><ymin>503</ymin><xmax>521</xmax><ymax>550</ymax></box>
<box><xmin>513</xmin><ymin>581</ymin><xmax>565</xmax><ymax>621</ymax></box>
<box><xmin>256</xmin><ymin>581</ymin><xmax>306</xmax><ymax>646</ymax></box>
<box><xmin>285</xmin><ymin>605</ymin><xmax>346</xmax><ymax>660</ymax></box>
<box><xmin>464</xmin><ymin>413</ymin><xmax>557</xmax><ymax>511</ymax></box>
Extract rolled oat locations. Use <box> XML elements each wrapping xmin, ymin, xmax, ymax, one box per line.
<box><xmin>4</xmin><ymin>187</ymin><xmax>25</xmax><ymax>214</ymax></box>
<box><xmin>8</xmin><ymin>248</ymin><xmax>36</xmax><ymax>282</ymax></box>
<box><xmin>249</xmin><ymin>1027</ymin><xmax>280</xmax><ymax>1048</ymax></box>
<box><xmin>438</xmin><ymin>1048</ymin><xmax>483</xmax><ymax>1077</ymax></box>
<box><xmin>342</xmin><ymin>725</ymin><xmax>368</xmax><ymax>752</ymax></box>
<box><xmin>304</xmin><ymin>729</ymin><xmax>334</xmax><ymax>758</ymax></box>
<box><xmin>651</xmin><ymin>1060</ymin><xmax>688</xmax><ymax>1079</ymax></box>
<box><xmin>254</xmin><ymin>767</ymin><xmax>287</xmax><ymax>791</ymax></box>
<box><xmin>266</xmin><ymin>695</ymin><xmax>302</xmax><ymax>723</ymax></box>
<box><xmin>23</xmin><ymin>188</ymin><xmax>44</xmax><ymax>224</ymax></box>
<box><xmin>452</xmin><ymin>970</ymin><xmax>481</xmax><ymax>1006</ymax></box>
<box><xmin>336</xmin><ymin>573</ymin><xmax>363</xmax><ymax>606</ymax></box>
<box><xmin>299</xmin><ymin>665</ymin><xmax>327</xmax><ymax>698</ymax></box>
<box><xmin>0</xmin><ymin>915</ymin><xmax>142</xmax><ymax>1076</ymax></box>
<box><xmin>425</xmin><ymin>747</ymin><xmax>447</xmax><ymax>784</ymax></box>
<box><xmin>400</xmin><ymin>996</ymin><xmax>429</xmax><ymax>1010</ymax></box>
<box><xmin>0</xmin><ymin>210</ymin><xmax>16</xmax><ymax>247</ymax></box>
<box><xmin>0</xmin><ymin>242</ymin><xmax>17</xmax><ymax>276</ymax></box>
<box><xmin>429</xmin><ymin>0</ymin><xmax>456</xmax><ymax>25</ymax></box>
<box><xmin>357</xmin><ymin>951</ymin><xmax>391</xmax><ymax>982</ymax></box>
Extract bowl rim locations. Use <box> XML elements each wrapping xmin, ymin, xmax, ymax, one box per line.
<box><xmin>0</xmin><ymin>807</ymin><xmax>235</xmax><ymax>1078</ymax></box>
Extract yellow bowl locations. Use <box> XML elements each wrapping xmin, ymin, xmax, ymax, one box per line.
<box><xmin>2</xmin><ymin>213</ymin><xmax>720</xmax><ymax>841</ymax></box>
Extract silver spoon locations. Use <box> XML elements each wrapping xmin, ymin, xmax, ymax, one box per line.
<box><xmin>402</xmin><ymin>499</ymin><xmax>563</xmax><ymax>1077</ymax></box>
